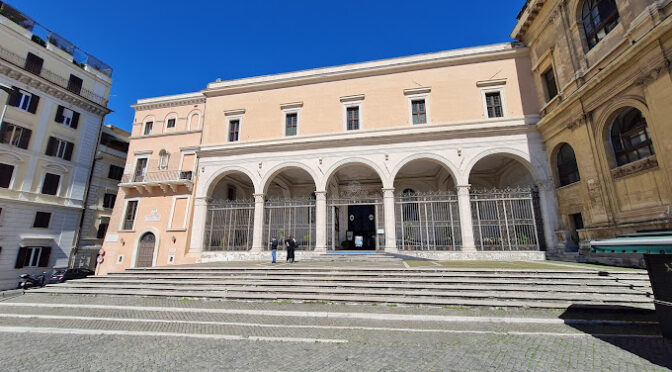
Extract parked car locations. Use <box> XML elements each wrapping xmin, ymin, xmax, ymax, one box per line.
<box><xmin>49</xmin><ymin>268</ymin><xmax>94</xmax><ymax>284</ymax></box>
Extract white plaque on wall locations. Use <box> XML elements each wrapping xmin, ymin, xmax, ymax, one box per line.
<box><xmin>145</xmin><ymin>209</ymin><xmax>161</xmax><ymax>222</ymax></box>
<box><xmin>105</xmin><ymin>234</ymin><xmax>118</xmax><ymax>242</ymax></box>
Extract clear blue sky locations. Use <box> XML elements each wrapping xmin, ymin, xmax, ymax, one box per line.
<box><xmin>16</xmin><ymin>1</ymin><xmax>523</xmax><ymax>132</ymax></box>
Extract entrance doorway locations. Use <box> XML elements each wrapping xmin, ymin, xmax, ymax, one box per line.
<box><xmin>136</xmin><ymin>232</ymin><xmax>156</xmax><ymax>267</ymax></box>
<box><xmin>347</xmin><ymin>205</ymin><xmax>376</xmax><ymax>250</ymax></box>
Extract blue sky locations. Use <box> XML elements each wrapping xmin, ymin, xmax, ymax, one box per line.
<box><xmin>16</xmin><ymin>1</ymin><xmax>523</xmax><ymax>132</ymax></box>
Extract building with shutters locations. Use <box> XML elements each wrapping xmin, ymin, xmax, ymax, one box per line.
<box><xmin>0</xmin><ymin>2</ymin><xmax>112</xmax><ymax>289</ymax></box>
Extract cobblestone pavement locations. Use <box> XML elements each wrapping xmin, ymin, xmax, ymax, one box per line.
<box><xmin>0</xmin><ymin>294</ymin><xmax>670</xmax><ymax>371</ymax></box>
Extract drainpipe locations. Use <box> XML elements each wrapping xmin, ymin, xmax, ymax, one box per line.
<box><xmin>69</xmin><ymin>109</ymin><xmax>110</xmax><ymax>268</ymax></box>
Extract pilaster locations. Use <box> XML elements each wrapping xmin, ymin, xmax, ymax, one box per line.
<box><xmin>457</xmin><ymin>185</ymin><xmax>476</xmax><ymax>252</ymax></box>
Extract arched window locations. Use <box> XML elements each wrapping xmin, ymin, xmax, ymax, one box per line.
<box><xmin>556</xmin><ymin>144</ymin><xmax>580</xmax><ymax>187</ymax></box>
<box><xmin>582</xmin><ymin>0</ymin><xmax>619</xmax><ymax>49</ymax></box>
<box><xmin>610</xmin><ymin>108</ymin><xmax>654</xmax><ymax>167</ymax></box>
<box><xmin>158</xmin><ymin>149</ymin><xmax>169</xmax><ymax>170</ymax></box>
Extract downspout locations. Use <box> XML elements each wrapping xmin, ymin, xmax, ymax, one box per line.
<box><xmin>69</xmin><ymin>107</ymin><xmax>111</xmax><ymax>268</ymax></box>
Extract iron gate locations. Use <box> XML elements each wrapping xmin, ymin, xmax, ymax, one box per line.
<box><xmin>395</xmin><ymin>191</ymin><xmax>462</xmax><ymax>251</ymax></box>
<box><xmin>470</xmin><ymin>187</ymin><xmax>540</xmax><ymax>251</ymax></box>
<box><xmin>205</xmin><ymin>199</ymin><xmax>254</xmax><ymax>251</ymax></box>
<box><xmin>326</xmin><ymin>196</ymin><xmax>384</xmax><ymax>250</ymax></box>
<box><xmin>263</xmin><ymin>198</ymin><xmax>316</xmax><ymax>251</ymax></box>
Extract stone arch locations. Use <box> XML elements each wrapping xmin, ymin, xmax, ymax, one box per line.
<box><xmin>319</xmin><ymin>157</ymin><xmax>389</xmax><ymax>191</ymax></box>
<box><xmin>550</xmin><ymin>142</ymin><xmax>581</xmax><ymax>187</ymax></box>
<box><xmin>594</xmin><ymin>96</ymin><xmax>651</xmax><ymax>168</ymax></box>
<box><xmin>464</xmin><ymin>147</ymin><xmax>548</xmax><ymax>185</ymax></box>
<box><xmin>164</xmin><ymin>112</ymin><xmax>178</xmax><ymax>130</ymax></box>
<box><xmin>390</xmin><ymin>153</ymin><xmax>459</xmax><ymax>187</ymax></box>
<box><xmin>202</xmin><ymin>165</ymin><xmax>261</xmax><ymax>197</ymax></box>
<box><xmin>131</xmin><ymin>227</ymin><xmax>161</xmax><ymax>268</ymax></box>
<box><xmin>187</xmin><ymin>110</ymin><xmax>202</xmax><ymax>131</ymax></box>
<box><xmin>261</xmin><ymin>162</ymin><xmax>320</xmax><ymax>195</ymax></box>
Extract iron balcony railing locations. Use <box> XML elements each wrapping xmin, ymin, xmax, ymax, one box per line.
<box><xmin>121</xmin><ymin>170</ymin><xmax>193</xmax><ymax>184</ymax></box>
<box><xmin>0</xmin><ymin>44</ymin><xmax>108</xmax><ymax>106</ymax></box>
<box><xmin>0</xmin><ymin>2</ymin><xmax>113</xmax><ymax>77</ymax></box>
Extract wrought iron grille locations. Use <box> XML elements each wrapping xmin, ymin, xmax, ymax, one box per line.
<box><xmin>395</xmin><ymin>192</ymin><xmax>462</xmax><ymax>251</ymax></box>
<box><xmin>263</xmin><ymin>198</ymin><xmax>316</xmax><ymax>251</ymax></box>
<box><xmin>470</xmin><ymin>187</ymin><xmax>540</xmax><ymax>251</ymax></box>
<box><xmin>205</xmin><ymin>200</ymin><xmax>254</xmax><ymax>251</ymax></box>
<box><xmin>326</xmin><ymin>195</ymin><xmax>384</xmax><ymax>250</ymax></box>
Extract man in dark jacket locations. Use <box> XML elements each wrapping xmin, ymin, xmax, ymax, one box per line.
<box><xmin>270</xmin><ymin>237</ymin><xmax>278</xmax><ymax>263</ymax></box>
<box><xmin>285</xmin><ymin>235</ymin><xmax>296</xmax><ymax>263</ymax></box>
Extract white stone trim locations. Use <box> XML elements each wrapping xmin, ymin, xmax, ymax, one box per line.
<box><xmin>282</xmin><ymin>106</ymin><xmax>301</xmax><ymax>137</ymax></box>
<box><xmin>178</xmin><ymin>150</ymin><xmax>197</xmax><ymax>172</ymax></box>
<box><xmin>341</xmin><ymin>98</ymin><xmax>363</xmax><ymax>131</ymax></box>
<box><xmin>118</xmin><ymin>197</ymin><xmax>140</xmax><ymax>232</ymax></box>
<box><xmin>224</xmin><ymin>109</ymin><xmax>246</xmax><ymax>116</ymax></box>
<box><xmin>131</xmin><ymin>227</ymin><xmax>161</xmax><ymax>268</ymax></box>
<box><xmin>142</xmin><ymin>116</ymin><xmax>155</xmax><ymax>136</ymax></box>
<box><xmin>476</xmin><ymin>79</ymin><xmax>507</xmax><ymax>88</ymax></box>
<box><xmin>480</xmin><ymin>85</ymin><xmax>508</xmax><ymax>119</ymax></box>
<box><xmin>227</xmin><ymin>114</ymin><xmax>243</xmax><ymax>142</ymax></box>
<box><xmin>168</xmin><ymin>195</ymin><xmax>191</xmax><ymax>230</ymax></box>
<box><xmin>406</xmin><ymin>92</ymin><xmax>431</xmax><ymax>126</ymax></box>
<box><xmin>163</xmin><ymin>112</ymin><xmax>178</xmax><ymax>133</ymax></box>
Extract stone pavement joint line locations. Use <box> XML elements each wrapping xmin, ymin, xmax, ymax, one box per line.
<box><xmin>0</xmin><ymin>302</ymin><xmax>657</xmax><ymax>326</ymax></box>
<box><xmin>0</xmin><ymin>313</ymin><xmax>661</xmax><ymax>339</ymax></box>
<box><xmin>0</xmin><ymin>326</ymin><xmax>348</xmax><ymax>344</ymax></box>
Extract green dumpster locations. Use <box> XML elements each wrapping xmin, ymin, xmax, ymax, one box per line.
<box><xmin>591</xmin><ymin>231</ymin><xmax>672</xmax><ymax>339</ymax></box>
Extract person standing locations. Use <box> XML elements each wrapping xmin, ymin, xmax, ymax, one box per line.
<box><xmin>270</xmin><ymin>237</ymin><xmax>278</xmax><ymax>264</ymax></box>
<box><xmin>285</xmin><ymin>235</ymin><xmax>296</xmax><ymax>263</ymax></box>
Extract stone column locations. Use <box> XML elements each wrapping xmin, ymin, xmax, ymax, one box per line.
<box><xmin>251</xmin><ymin>193</ymin><xmax>265</xmax><ymax>252</ymax></box>
<box><xmin>314</xmin><ymin>191</ymin><xmax>327</xmax><ymax>252</ymax></box>
<box><xmin>189</xmin><ymin>197</ymin><xmax>209</xmax><ymax>253</ymax></box>
<box><xmin>536</xmin><ymin>181</ymin><xmax>559</xmax><ymax>251</ymax></box>
<box><xmin>457</xmin><ymin>185</ymin><xmax>476</xmax><ymax>252</ymax></box>
<box><xmin>383</xmin><ymin>188</ymin><xmax>398</xmax><ymax>253</ymax></box>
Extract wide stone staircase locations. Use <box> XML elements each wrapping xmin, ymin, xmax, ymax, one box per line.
<box><xmin>28</xmin><ymin>263</ymin><xmax>655</xmax><ymax>310</ymax></box>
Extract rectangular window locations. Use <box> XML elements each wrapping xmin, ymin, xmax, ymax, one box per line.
<box><xmin>108</xmin><ymin>165</ymin><xmax>124</xmax><ymax>181</ymax></box>
<box><xmin>485</xmin><ymin>92</ymin><xmax>504</xmax><ymax>118</ymax></box>
<box><xmin>45</xmin><ymin>137</ymin><xmax>74</xmax><ymax>161</ymax></box>
<box><xmin>229</xmin><ymin>119</ymin><xmax>240</xmax><ymax>142</ymax></box>
<box><xmin>133</xmin><ymin>158</ymin><xmax>148</xmax><ymax>182</ymax></box>
<box><xmin>54</xmin><ymin>106</ymin><xmax>80</xmax><ymax>129</ymax></box>
<box><xmin>0</xmin><ymin>163</ymin><xmax>14</xmax><ymax>188</ymax></box>
<box><xmin>122</xmin><ymin>200</ymin><xmax>138</xmax><ymax>230</ymax></box>
<box><xmin>347</xmin><ymin>107</ymin><xmax>359</xmax><ymax>130</ymax></box>
<box><xmin>33</xmin><ymin>212</ymin><xmax>51</xmax><ymax>228</ymax></box>
<box><xmin>17</xmin><ymin>90</ymin><xmax>32</xmax><ymax>111</ymax></box>
<box><xmin>285</xmin><ymin>113</ymin><xmax>298</xmax><ymax>136</ymax></box>
<box><xmin>543</xmin><ymin>68</ymin><xmax>558</xmax><ymax>102</ymax></box>
<box><xmin>144</xmin><ymin>122</ymin><xmax>153</xmax><ymax>135</ymax></box>
<box><xmin>411</xmin><ymin>100</ymin><xmax>427</xmax><ymax>124</ymax></box>
<box><xmin>166</xmin><ymin>118</ymin><xmax>176</xmax><ymax>129</ymax></box>
<box><xmin>103</xmin><ymin>193</ymin><xmax>117</xmax><ymax>209</ymax></box>
<box><xmin>41</xmin><ymin>173</ymin><xmax>61</xmax><ymax>195</ymax></box>
<box><xmin>96</xmin><ymin>222</ymin><xmax>109</xmax><ymax>239</ymax></box>
<box><xmin>9</xmin><ymin>87</ymin><xmax>40</xmax><ymax>113</ymax></box>
<box><xmin>0</xmin><ymin>122</ymin><xmax>32</xmax><ymax>149</ymax></box>
<box><xmin>25</xmin><ymin>53</ymin><xmax>44</xmax><ymax>75</ymax></box>
<box><xmin>67</xmin><ymin>74</ymin><xmax>83</xmax><ymax>95</ymax></box>
<box><xmin>14</xmin><ymin>246</ymin><xmax>50</xmax><ymax>268</ymax></box>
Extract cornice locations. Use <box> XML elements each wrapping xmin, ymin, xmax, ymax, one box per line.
<box><xmin>512</xmin><ymin>0</ymin><xmax>547</xmax><ymax>40</ymax></box>
<box><xmin>203</xmin><ymin>43</ymin><xmax>529</xmax><ymax>97</ymax></box>
<box><xmin>198</xmin><ymin>116</ymin><xmax>540</xmax><ymax>158</ymax></box>
<box><xmin>0</xmin><ymin>60</ymin><xmax>110</xmax><ymax>116</ymax></box>
<box><xmin>132</xmin><ymin>97</ymin><xmax>206</xmax><ymax>111</ymax></box>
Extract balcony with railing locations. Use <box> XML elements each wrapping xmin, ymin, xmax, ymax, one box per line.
<box><xmin>120</xmin><ymin>169</ymin><xmax>194</xmax><ymax>194</ymax></box>
<box><xmin>0</xmin><ymin>2</ymin><xmax>112</xmax><ymax>104</ymax></box>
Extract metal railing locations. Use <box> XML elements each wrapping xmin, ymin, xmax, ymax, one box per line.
<box><xmin>395</xmin><ymin>191</ymin><xmax>462</xmax><ymax>251</ymax></box>
<box><xmin>0</xmin><ymin>2</ymin><xmax>113</xmax><ymax>77</ymax></box>
<box><xmin>326</xmin><ymin>194</ymin><xmax>384</xmax><ymax>250</ymax></box>
<box><xmin>0</xmin><ymin>44</ymin><xmax>108</xmax><ymax>106</ymax></box>
<box><xmin>205</xmin><ymin>200</ymin><xmax>254</xmax><ymax>251</ymax></box>
<box><xmin>121</xmin><ymin>170</ymin><xmax>193</xmax><ymax>184</ymax></box>
<box><xmin>264</xmin><ymin>198</ymin><xmax>316</xmax><ymax>251</ymax></box>
<box><xmin>470</xmin><ymin>187</ymin><xmax>540</xmax><ymax>251</ymax></box>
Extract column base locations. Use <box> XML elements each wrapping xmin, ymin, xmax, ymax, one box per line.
<box><xmin>461</xmin><ymin>245</ymin><xmax>477</xmax><ymax>252</ymax></box>
<box><xmin>384</xmin><ymin>246</ymin><xmax>399</xmax><ymax>253</ymax></box>
<box><xmin>314</xmin><ymin>246</ymin><xmax>327</xmax><ymax>253</ymax></box>
<box><xmin>250</xmin><ymin>246</ymin><xmax>263</xmax><ymax>253</ymax></box>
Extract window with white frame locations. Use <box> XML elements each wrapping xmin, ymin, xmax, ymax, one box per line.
<box><xmin>143</xmin><ymin>121</ymin><xmax>153</xmax><ymax>135</ymax></box>
<box><xmin>481</xmin><ymin>87</ymin><xmax>506</xmax><ymax>118</ymax></box>
<box><xmin>166</xmin><ymin>118</ymin><xmax>176</xmax><ymax>129</ymax></box>
<box><xmin>133</xmin><ymin>157</ymin><xmax>148</xmax><ymax>182</ymax></box>
<box><xmin>346</xmin><ymin>106</ymin><xmax>360</xmax><ymax>131</ymax></box>
<box><xmin>0</xmin><ymin>163</ymin><xmax>14</xmax><ymax>188</ymax></box>
<box><xmin>15</xmin><ymin>246</ymin><xmax>49</xmax><ymax>268</ymax></box>
<box><xmin>45</xmin><ymin>137</ymin><xmax>74</xmax><ymax>161</ymax></box>
<box><xmin>229</xmin><ymin>119</ymin><xmax>240</xmax><ymax>142</ymax></box>
<box><xmin>158</xmin><ymin>150</ymin><xmax>170</xmax><ymax>170</ymax></box>
<box><xmin>122</xmin><ymin>200</ymin><xmax>139</xmax><ymax>231</ymax></box>
<box><xmin>41</xmin><ymin>173</ymin><xmax>61</xmax><ymax>195</ymax></box>
<box><xmin>0</xmin><ymin>122</ymin><xmax>32</xmax><ymax>149</ymax></box>
<box><xmin>55</xmin><ymin>106</ymin><xmax>79</xmax><ymax>128</ymax></box>
<box><xmin>404</xmin><ymin>88</ymin><xmax>431</xmax><ymax>125</ymax></box>
<box><xmin>411</xmin><ymin>100</ymin><xmax>427</xmax><ymax>124</ymax></box>
<box><xmin>17</xmin><ymin>90</ymin><xmax>32</xmax><ymax>111</ymax></box>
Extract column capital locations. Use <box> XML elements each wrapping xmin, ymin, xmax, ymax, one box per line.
<box><xmin>314</xmin><ymin>190</ymin><xmax>327</xmax><ymax>197</ymax></box>
<box><xmin>253</xmin><ymin>193</ymin><xmax>265</xmax><ymax>202</ymax></box>
<box><xmin>456</xmin><ymin>184</ymin><xmax>471</xmax><ymax>196</ymax></box>
<box><xmin>382</xmin><ymin>188</ymin><xmax>395</xmax><ymax>197</ymax></box>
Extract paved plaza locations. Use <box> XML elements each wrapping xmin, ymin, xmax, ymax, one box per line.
<box><xmin>0</xmin><ymin>293</ymin><xmax>670</xmax><ymax>371</ymax></box>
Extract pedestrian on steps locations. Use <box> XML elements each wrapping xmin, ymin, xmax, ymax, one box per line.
<box><xmin>270</xmin><ymin>237</ymin><xmax>278</xmax><ymax>263</ymax></box>
<box><xmin>285</xmin><ymin>235</ymin><xmax>296</xmax><ymax>263</ymax></box>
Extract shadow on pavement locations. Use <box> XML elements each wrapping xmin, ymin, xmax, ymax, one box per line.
<box><xmin>560</xmin><ymin>304</ymin><xmax>672</xmax><ymax>369</ymax></box>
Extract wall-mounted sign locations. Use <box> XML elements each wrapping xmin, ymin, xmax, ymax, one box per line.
<box><xmin>145</xmin><ymin>209</ymin><xmax>161</xmax><ymax>222</ymax></box>
<box><xmin>354</xmin><ymin>236</ymin><xmax>363</xmax><ymax>248</ymax></box>
<box><xmin>105</xmin><ymin>234</ymin><xmax>118</xmax><ymax>242</ymax></box>
<box><xmin>377</xmin><ymin>229</ymin><xmax>385</xmax><ymax>234</ymax></box>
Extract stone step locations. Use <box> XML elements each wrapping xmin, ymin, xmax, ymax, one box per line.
<box><xmin>71</xmin><ymin>278</ymin><xmax>652</xmax><ymax>295</ymax></box>
<box><xmin>49</xmin><ymin>282</ymin><xmax>650</xmax><ymax>302</ymax></box>
<box><xmin>27</xmin><ymin>287</ymin><xmax>655</xmax><ymax>310</ymax></box>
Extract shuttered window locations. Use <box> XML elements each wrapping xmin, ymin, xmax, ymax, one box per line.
<box><xmin>9</xmin><ymin>87</ymin><xmax>40</xmax><ymax>114</ymax></box>
<box><xmin>45</xmin><ymin>137</ymin><xmax>74</xmax><ymax>161</ymax></box>
<box><xmin>14</xmin><ymin>246</ymin><xmax>51</xmax><ymax>268</ymax></box>
<box><xmin>55</xmin><ymin>106</ymin><xmax>80</xmax><ymax>129</ymax></box>
<box><xmin>0</xmin><ymin>122</ymin><xmax>32</xmax><ymax>149</ymax></box>
<box><xmin>25</xmin><ymin>53</ymin><xmax>44</xmax><ymax>75</ymax></box>
<box><xmin>41</xmin><ymin>173</ymin><xmax>61</xmax><ymax>195</ymax></box>
<box><xmin>67</xmin><ymin>74</ymin><xmax>83</xmax><ymax>95</ymax></box>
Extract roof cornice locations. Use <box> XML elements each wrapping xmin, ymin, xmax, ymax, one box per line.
<box><xmin>511</xmin><ymin>0</ymin><xmax>546</xmax><ymax>40</ymax></box>
<box><xmin>131</xmin><ymin>92</ymin><xmax>205</xmax><ymax>111</ymax></box>
<box><xmin>202</xmin><ymin>43</ymin><xmax>529</xmax><ymax>97</ymax></box>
